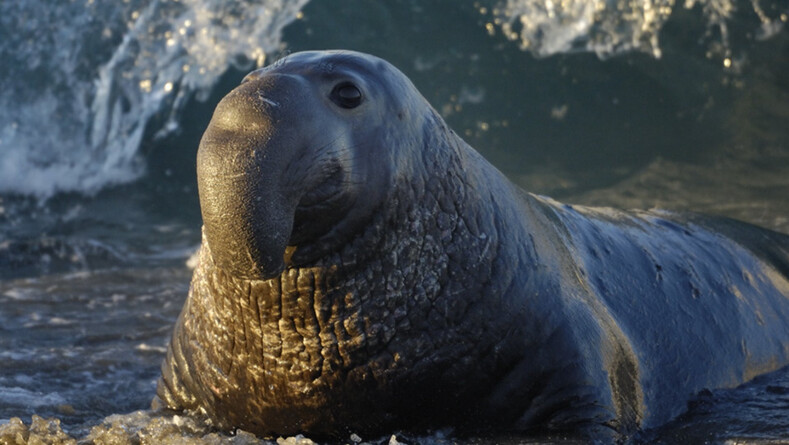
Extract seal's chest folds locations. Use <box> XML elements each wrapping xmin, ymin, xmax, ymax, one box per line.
<box><xmin>155</xmin><ymin>50</ymin><xmax>789</xmax><ymax>440</ymax></box>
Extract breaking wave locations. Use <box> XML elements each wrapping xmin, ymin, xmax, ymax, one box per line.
<box><xmin>0</xmin><ymin>0</ymin><xmax>309</xmax><ymax>198</ymax></box>
<box><xmin>493</xmin><ymin>0</ymin><xmax>785</xmax><ymax>58</ymax></box>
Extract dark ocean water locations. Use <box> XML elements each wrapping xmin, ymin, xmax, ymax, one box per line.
<box><xmin>1</xmin><ymin>0</ymin><xmax>788</xmax><ymax>443</ymax></box>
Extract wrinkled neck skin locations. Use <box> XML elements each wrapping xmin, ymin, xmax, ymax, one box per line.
<box><xmin>157</xmin><ymin>113</ymin><xmax>626</xmax><ymax>439</ymax></box>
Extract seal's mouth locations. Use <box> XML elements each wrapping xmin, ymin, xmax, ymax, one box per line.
<box><xmin>289</xmin><ymin>167</ymin><xmax>355</xmax><ymax>249</ymax></box>
<box><xmin>296</xmin><ymin>168</ymin><xmax>347</xmax><ymax>210</ymax></box>
<box><xmin>296</xmin><ymin>189</ymin><xmax>345</xmax><ymax>215</ymax></box>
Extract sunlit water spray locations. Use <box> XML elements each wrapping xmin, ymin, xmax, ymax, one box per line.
<box><xmin>493</xmin><ymin>0</ymin><xmax>785</xmax><ymax>59</ymax></box>
<box><xmin>0</xmin><ymin>0</ymin><xmax>308</xmax><ymax>199</ymax></box>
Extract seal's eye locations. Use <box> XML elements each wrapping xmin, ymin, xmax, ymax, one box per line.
<box><xmin>330</xmin><ymin>82</ymin><xmax>363</xmax><ymax>109</ymax></box>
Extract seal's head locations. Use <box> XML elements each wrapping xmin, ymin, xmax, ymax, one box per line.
<box><xmin>197</xmin><ymin>51</ymin><xmax>430</xmax><ymax>280</ymax></box>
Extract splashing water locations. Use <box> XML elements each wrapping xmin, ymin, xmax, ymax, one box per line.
<box><xmin>493</xmin><ymin>0</ymin><xmax>785</xmax><ymax>59</ymax></box>
<box><xmin>0</xmin><ymin>0</ymin><xmax>308</xmax><ymax>199</ymax></box>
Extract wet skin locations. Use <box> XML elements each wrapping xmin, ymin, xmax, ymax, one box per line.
<box><xmin>155</xmin><ymin>50</ymin><xmax>789</xmax><ymax>439</ymax></box>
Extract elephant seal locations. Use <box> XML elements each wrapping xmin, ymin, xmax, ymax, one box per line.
<box><xmin>155</xmin><ymin>50</ymin><xmax>789</xmax><ymax>440</ymax></box>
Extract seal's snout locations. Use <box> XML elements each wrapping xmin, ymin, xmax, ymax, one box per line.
<box><xmin>196</xmin><ymin>78</ymin><xmax>297</xmax><ymax>281</ymax></box>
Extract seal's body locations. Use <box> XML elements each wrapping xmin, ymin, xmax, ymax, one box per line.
<box><xmin>156</xmin><ymin>50</ymin><xmax>789</xmax><ymax>439</ymax></box>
